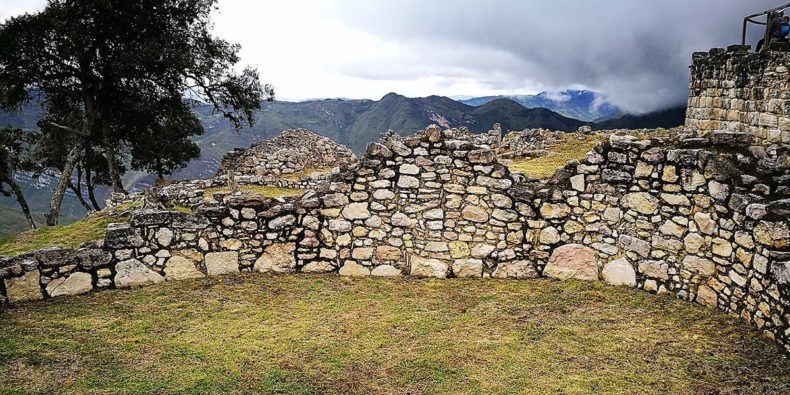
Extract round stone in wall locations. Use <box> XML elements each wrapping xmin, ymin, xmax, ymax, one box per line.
<box><xmin>254</xmin><ymin>243</ymin><xmax>297</xmax><ymax>274</ymax></box>
<box><xmin>115</xmin><ymin>259</ymin><xmax>165</xmax><ymax>288</ymax></box>
<box><xmin>492</xmin><ymin>260</ymin><xmax>538</xmax><ymax>279</ymax></box>
<box><xmin>4</xmin><ymin>271</ymin><xmax>43</xmax><ymax>302</ymax></box>
<box><xmin>602</xmin><ymin>258</ymin><xmax>636</xmax><ymax>287</ymax></box>
<box><xmin>339</xmin><ymin>261</ymin><xmax>370</xmax><ymax>277</ymax></box>
<box><xmin>164</xmin><ymin>256</ymin><xmax>205</xmax><ymax>281</ymax></box>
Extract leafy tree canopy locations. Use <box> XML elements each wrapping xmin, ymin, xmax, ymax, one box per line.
<box><xmin>0</xmin><ymin>0</ymin><xmax>272</xmax><ymax>224</ymax></box>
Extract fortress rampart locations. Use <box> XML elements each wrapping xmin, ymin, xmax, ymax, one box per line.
<box><xmin>685</xmin><ymin>44</ymin><xmax>789</xmax><ymax>144</ymax></box>
<box><xmin>3</xmin><ymin>44</ymin><xmax>790</xmax><ymax>354</ymax></box>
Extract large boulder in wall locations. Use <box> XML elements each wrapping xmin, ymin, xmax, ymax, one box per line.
<box><xmin>543</xmin><ymin>244</ymin><xmax>599</xmax><ymax>281</ymax></box>
<box><xmin>254</xmin><ymin>243</ymin><xmax>297</xmax><ymax>274</ymax></box>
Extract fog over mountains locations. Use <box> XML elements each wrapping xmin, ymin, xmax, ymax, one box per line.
<box><xmin>459</xmin><ymin>90</ymin><xmax>623</xmax><ymax>122</ymax></box>
<box><xmin>0</xmin><ymin>91</ymin><xmax>685</xmax><ymax>236</ymax></box>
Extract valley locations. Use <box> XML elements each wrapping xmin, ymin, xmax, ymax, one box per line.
<box><xmin>0</xmin><ymin>92</ymin><xmax>685</xmax><ymax>237</ymax></box>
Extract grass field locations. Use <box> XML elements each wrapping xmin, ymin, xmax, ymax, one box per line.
<box><xmin>0</xmin><ymin>202</ymin><xmax>141</xmax><ymax>257</ymax></box>
<box><xmin>508</xmin><ymin>133</ymin><xmax>604</xmax><ymax>180</ymax></box>
<box><xmin>1</xmin><ymin>275</ymin><xmax>789</xmax><ymax>394</ymax></box>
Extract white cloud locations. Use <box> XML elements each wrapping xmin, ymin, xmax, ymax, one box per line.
<box><xmin>0</xmin><ymin>0</ymin><xmax>45</xmax><ymax>21</ymax></box>
<box><xmin>2</xmin><ymin>0</ymin><xmax>780</xmax><ymax>112</ymax></box>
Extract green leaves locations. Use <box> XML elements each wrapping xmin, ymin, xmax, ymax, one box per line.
<box><xmin>0</xmin><ymin>0</ymin><xmax>270</xmax><ymax>219</ymax></box>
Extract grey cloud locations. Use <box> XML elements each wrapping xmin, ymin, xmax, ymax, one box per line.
<box><xmin>329</xmin><ymin>0</ymin><xmax>778</xmax><ymax>113</ymax></box>
<box><xmin>326</xmin><ymin>42</ymin><xmax>529</xmax><ymax>82</ymax></box>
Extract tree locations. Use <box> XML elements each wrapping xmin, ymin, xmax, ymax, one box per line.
<box><xmin>127</xmin><ymin>96</ymin><xmax>203</xmax><ymax>179</ymax></box>
<box><xmin>0</xmin><ymin>128</ymin><xmax>39</xmax><ymax>229</ymax></box>
<box><xmin>0</xmin><ymin>0</ymin><xmax>273</xmax><ymax>225</ymax></box>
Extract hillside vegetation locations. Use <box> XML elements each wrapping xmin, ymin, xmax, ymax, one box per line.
<box><xmin>594</xmin><ymin>106</ymin><xmax>687</xmax><ymax>130</ymax></box>
<box><xmin>461</xmin><ymin>90</ymin><xmax>623</xmax><ymax>121</ymax></box>
<box><xmin>0</xmin><ymin>203</ymin><xmax>139</xmax><ymax>256</ymax></box>
<box><xmin>202</xmin><ymin>185</ymin><xmax>305</xmax><ymax>199</ymax></box>
<box><xmin>1</xmin><ymin>275</ymin><xmax>788</xmax><ymax>394</ymax></box>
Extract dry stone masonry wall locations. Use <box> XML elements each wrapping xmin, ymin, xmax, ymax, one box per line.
<box><xmin>217</xmin><ymin>128</ymin><xmax>358</xmax><ymax>188</ymax></box>
<box><xmin>686</xmin><ymin>45</ymin><xmax>790</xmax><ymax>144</ymax></box>
<box><xmin>3</xmin><ymin>44</ymin><xmax>790</xmax><ymax>353</ymax></box>
<box><xmin>319</xmin><ymin>125</ymin><xmax>530</xmax><ymax>279</ymax></box>
<box><xmin>2</xmin><ymin>124</ymin><xmax>789</xmax><ymax>353</ymax></box>
<box><xmin>129</xmin><ymin>129</ymin><xmax>360</xmax><ymax>208</ymax></box>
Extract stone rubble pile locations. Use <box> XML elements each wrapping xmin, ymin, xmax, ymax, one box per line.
<box><xmin>496</xmin><ymin>128</ymin><xmax>562</xmax><ymax>160</ymax></box>
<box><xmin>2</xmin><ymin>123</ymin><xmax>789</xmax><ymax>353</ymax></box>
<box><xmin>109</xmin><ymin>129</ymin><xmax>359</xmax><ymax>209</ymax></box>
<box><xmin>217</xmin><ymin>128</ymin><xmax>357</xmax><ymax>186</ymax></box>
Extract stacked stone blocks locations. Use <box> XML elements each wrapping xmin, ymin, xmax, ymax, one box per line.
<box><xmin>686</xmin><ymin>45</ymin><xmax>789</xmax><ymax>144</ymax></box>
<box><xmin>1</xmin><ymin>125</ymin><xmax>789</xmax><ymax>354</ymax></box>
<box><xmin>217</xmin><ymin>128</ymin><xmax>358</xmax><ymax>188</ymax></box>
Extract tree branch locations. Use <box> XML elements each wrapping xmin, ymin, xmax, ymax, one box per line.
<box><xmin>44</xmin><ymin>121</ymin><xmax>90</xmax><ymax>138</ymax></box>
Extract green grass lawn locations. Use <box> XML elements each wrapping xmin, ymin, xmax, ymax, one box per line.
<box><xmin>0</xmin><ymin>202</ymin><xmax>142</xmax><ymax>257</ymax></box>
<box><xmin>1</xmin><ymin>275</ymin><xmax>788</xmax><ymax>394</ymax></box>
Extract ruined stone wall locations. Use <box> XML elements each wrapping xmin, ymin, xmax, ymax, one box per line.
<box><xmin>2</xmin><ymin>126</ymin><xmax>789</xmax><ymax>353</ymax></box>
<box><xmin>540</xmin><ymin>132</ymin><xmax>790</xmax><ymax>348</ymax></box>
<box><xmin>314</xmin><ymin>125</ymin><xmax>531</xmax><ymax>278</ymax></box>
<box><xmin>685</xmin><ymin>45</ymin><xmax>790</xmax><ymax>144</ymax></box>
<box><xmin>217</xmin><ymin>128</ymin><xmax>357</xmax><ymax>187</ymax></box>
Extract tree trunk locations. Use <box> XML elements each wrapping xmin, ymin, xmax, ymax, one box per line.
<box><xmin>69</xmin><ymin>182</ymin><xmax>93</xmax><ymax>212</ymax></box>
<box><xmin>85</xmin><ymin>166</ymin><xmax>101</xmax><ymax>211</ymax></box>
<box><xmin>4</xmin><ymin>175</ymin><xmax>36</xmax><ymax>229</ymax></box>
<box><xmin>102</xmin><ymin>124</ymin><xmax>125</xmax><ymax>194</ymax></box>
<box><xmin>69</xmin><ymin>182</ymin><xmax>92</xmax><ymax>211</ymax></box>
<box><xmin>70</xmin><ymin>165</ymin><xmax>93</xmax><ymax>212</ymax></box>
<box><xmin>46</xmin><ymin>145</ymin><xmax>81</xmax><ymax>226</ymax></box>
<box><xmin>156</xmin><ymin>157</ymin><xmax>164</xmax><ymax>180</ymax></box>
<box><xmin>83</xmin><ymin>89</ymin><xmax>124</xmax><ymax>195</ymax></box>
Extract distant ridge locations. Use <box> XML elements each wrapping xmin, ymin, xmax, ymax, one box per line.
<box><xmin>593</xmin><ymin>106</ymin><xmax>686</xmax><ymax>130</ymax></box>
<box><xmin>335</xmin><ymin>93</ymin><xmax>589</xmax><ymax>153</ymax></box>
<box><xmin>460</xmin><ymin>90</ymin><xmax>622</xmax><ymax>122</ymax></box>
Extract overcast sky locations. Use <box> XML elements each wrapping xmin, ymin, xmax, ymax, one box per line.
<box><xmin>1</xmin><ymin>1</ymin><xmax>780</xmax><ymax>113</ymax></box>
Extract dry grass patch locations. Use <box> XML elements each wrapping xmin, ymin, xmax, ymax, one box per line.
<box><xmin>508</xmin><ymin>133</ymin><xmax>604</xmax><ymax>180</ymax></box>
<box><xmin>1</xmin><ymin>275</ymin><xmax>788</xmax><ymax>394</ymax></box>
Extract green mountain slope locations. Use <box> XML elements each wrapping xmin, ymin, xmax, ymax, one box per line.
<box><xmin>461</xmin><ymin>90</ymin><xmax>622</xmax><ymax>122</ymax></box>
<box><xmin>344</xmin><ymin>93</ymin><xmax>477</xmax><ymax>152</ymax></box>
<box><xmin>594</xmin><ymin>106</ymin><xmax>686</xmax><ymax>130</ymax></box>
<box><xmin>472</xmin><ymin>99</ymin><xmax>587</xmax><ymax>133</ymax></box>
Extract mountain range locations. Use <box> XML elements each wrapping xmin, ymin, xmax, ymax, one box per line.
<box><xmin>0</xmin><ymin>91</ymin><xmax>686</xmax><ymax>237</ymax></box>
<box><xmin>459</xmin><ymin>90</ymin><xmax>623</xmax><ymax>122</ymax></box>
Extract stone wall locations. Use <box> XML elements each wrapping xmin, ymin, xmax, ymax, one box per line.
<box><xmin>316</xmin><ymin>125</ymin><xmax>529</xmax><ymax>278</ymax></box>
<box><xmin>217</xmin><ymin>128</ymin><xmax>357</xmax><ymax>187</ymax></box>
<box><xmin>2</xmin><ymin>125</ymin><xmax>789</xmax><ymax>353</ymax></box>
<box><xmin>685</xmin><ymin>44</ymin><xmax>790</xmax><ymax>144</ymax></box>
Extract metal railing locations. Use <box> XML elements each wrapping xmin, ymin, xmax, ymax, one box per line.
<box><xmin>741</xmin><ymin>2</ymin><xmax>790</xmax><ymax>49</ymax></box>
